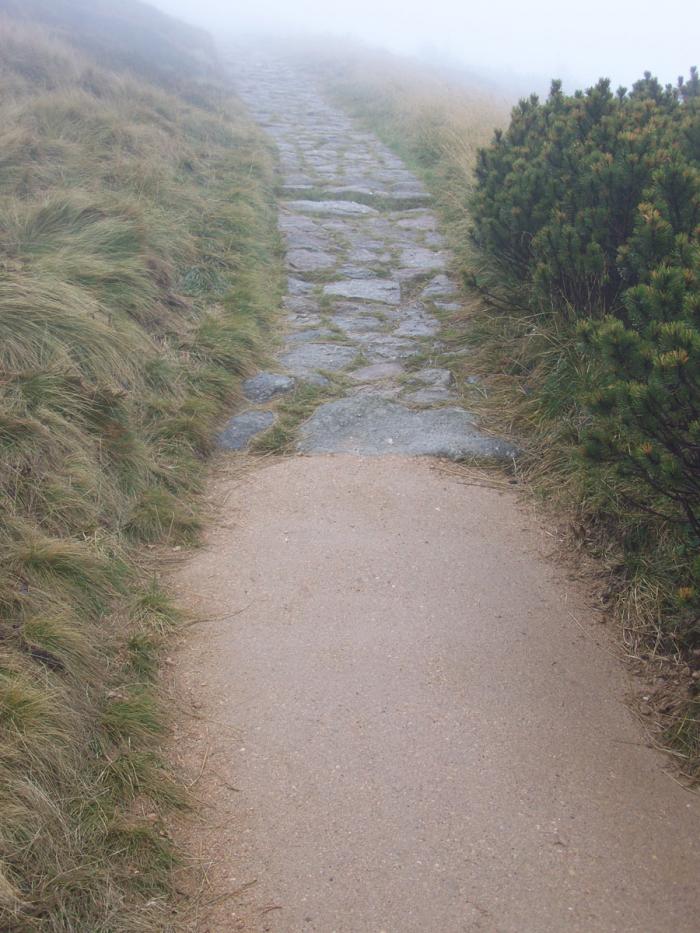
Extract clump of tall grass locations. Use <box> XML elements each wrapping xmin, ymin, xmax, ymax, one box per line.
<box><xmin>0</xmin><ymin>10</ymin><xmax>281</xmax><ymax>930</ymax></box>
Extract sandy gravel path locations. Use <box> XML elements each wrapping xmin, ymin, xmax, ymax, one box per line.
<box><xmin>172</xmin><ymin>457</ymin><xmax>699</xmax><ymax>932</ymax></box>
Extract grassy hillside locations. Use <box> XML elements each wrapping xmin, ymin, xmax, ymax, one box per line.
<box><xmin>0</xmin><ymin>0</ymin><xmax>216</xmax><ymax>87</ymax></box>
<box><xmin>0</xmin><ymin>6</ymin><xmax>280</xmax><ymax>930</ymax></box>
<box><xmin>314</xmin><ymin>51</ymin><xmax>700</xmax><ymax>777</ymax></box>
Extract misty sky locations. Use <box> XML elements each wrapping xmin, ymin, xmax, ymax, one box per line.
<box><xmin>153</xmin><ymin>0</ymin><xmax>699</xmax><ymax>93</ymax></box>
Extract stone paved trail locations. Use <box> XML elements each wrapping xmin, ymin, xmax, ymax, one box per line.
<box><xmin>171</xmin><ymin>57</ymin><xmax>700</xmax><ymax>933</ymax></box>
<box><xmin>218</xmin><ymin>57</ymin><xmax>515</xmax><ymax>461</ymax></box>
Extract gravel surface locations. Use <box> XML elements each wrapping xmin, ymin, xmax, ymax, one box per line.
<box><xmin>172</xmin><ymin>457</ymin><xmax>700</xmax><ymax>932</ymax></box>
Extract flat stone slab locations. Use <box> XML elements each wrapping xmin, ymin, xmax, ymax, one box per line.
<box><xmin>279</xmin><ymin>343</ymin><xmax>359</xmax><ymax>376</ymax></box>
<box><xmin>397</xmin><ymin>214</ymin><xmax>438</xmax><ymax>231</ymax></box>
<box><xmin>411</xmin><ymin>368</ymin><xmax>454</xmax><ymax>389</ymax></box>
<box><xmin>421</xmin><ymin>274</ymin><xmax>458</xmax><ymax>300</ymax></box>
<box><xmin>286</xmin><ymin>199</ymin><xmax>378</xmax><ymax>216</ymax></box>
<box><xmin>349</xmin><ymin>362</ymin><xmax>404</xmax><ymax>382</ymax></box>
<box><xmin>398</xmin><ymin>246</ymin><xmax>448</xmax><ymax>273</ymax></box>
<box><xmin>404</xmin><ymin>387</ymin><xmax>457</xmax><ymax>405</ymax></box>
<box><xmin>287</xmin><ymin>248</ymin><xmax>338</xmax><ymax>273</ymax></box>
<box><xmin>330</xmin><ymin>312</ymin><xmax>384</xmax><ymax>335</ymax></box>
<box><xmin>285</xmin><ymin>328</ymin><xmax>335</xmax><ymax>344</ymax></box>
<box><xmin>287</xmin><ymin>277</ymin><xmax>315</xmax><ymax>296</ymax></box>
<box><xmin>218</xmin><ymin>410</ymin><xmax>276</xmax><ymax>450</ymax></box>
<box><xmin>243</xmin><ymin>372</ymin><xmax>295</xmax><ymax>403</ymax></box>
<box><xmin>395</xmin><ymin>313</ymin><xmax>440</xmax><ymax>338</ymax></box>
<box><xmin>353</xmin><ymin>333</ymin><xmax>417</xmax><ymax>362</ymax></box>
<box><xmin>297</xmin><ymin>397</ymin><xmax>517</xmax><ymax>460</ymax></box>
<box><xmin>324</xmin><ymin>279</ymin><xmax>401</xmax><ymax>304</ymax></box>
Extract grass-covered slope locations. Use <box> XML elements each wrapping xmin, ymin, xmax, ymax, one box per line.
<box><xmin>315</xmin><ymin>50</ymin><xmax>700</xmax><ymax>777</ymax></box>
<box><xmin>0</xmin><ymin>8</ymin><xmax>280</xmax><ymax>930</ymax></box>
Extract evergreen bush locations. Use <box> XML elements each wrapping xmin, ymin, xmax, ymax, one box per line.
<box><xmin>472</xmin><ymin>68</ymin><xmax>700</xmax><ymax>639</ymax></box>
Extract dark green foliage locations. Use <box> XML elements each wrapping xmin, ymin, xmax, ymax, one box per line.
<box><xmin>472</xmin><ymin>68</ymin><xmax>700</xmax><ymax>639</ymax></box>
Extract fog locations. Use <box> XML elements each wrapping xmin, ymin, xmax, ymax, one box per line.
<box><xmin>152</xmin><ymin>0</ymin><xmax>698</xmax><ymax>93</ymax></box>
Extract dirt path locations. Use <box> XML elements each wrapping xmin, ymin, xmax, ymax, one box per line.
<box><xmin>171</xmin><ymin>58</ymin><xmax>700</xmax><ymax>932</ymax></box>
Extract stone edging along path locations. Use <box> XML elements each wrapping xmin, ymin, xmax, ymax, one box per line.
<box><xmin>219</xmin><ymin>57</ymin><xmax>516</xmax><ymax>462</ymax></box>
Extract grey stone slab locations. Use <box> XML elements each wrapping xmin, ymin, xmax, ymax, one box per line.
<box><xmin>218</xmin><ymin>410</ymin><xmax>276</xmax><ymax>450</ymax></box>
<box><xmin>279</xmin><ymin>343</ymin><xmax>359</xmax><ymax>376</ymax></box>
<box><xmin>398</xmin><ymin>247</ymin><xmax>448</xmax><ymax>273</ymax></box>
<box><xmin>330</xmin><ymin>312</ymin><xmax>384</xmax><ymax>335</ymax></box>
<box><xmin>324</xmin><ymin>279</ymin><xmax>401</xmax><ymax>304</ymax></box>
<box><xmin>286</xmin><ymin>312</ymin><xmax>324</xmax><ymax>329</ymax></box>
<box><xmin>353</xmin><ymin>334</ymin><xmax>419</xmax><ymax>362</ymax></box>
<box><xmin>287</xmin><ymin>277</ymin><xmax>315</xmax><ymax>296</ymax></box>
<box><xmin>243</xmin><ymin>372</ymin><xmax>296</xmax><ymax>403</ymax></box>
<box><xmin>411</xmin><ymin>368</ymin><xmax>454</xmax><ymax>389</ymax></box>
<box><xmin>348</xmin><ymin>385</ymin><xmax>404</xmax><ymax>400</ymax></box>
<box><xmin>286</xmin><ymin>199</ymin><xmax>378</xmax><ymax>216</ymax></box>
<box><xmin>403</xmin><ymin>387</ymin><xmax>457</xmax><ymax>405</ymax></box>
<box><xmin>285</xmin><ymin>328</ymin><xmax>335</xmax><ymax>344</ymax></box>
<box><xmin>297</xmin><ymin>396</ymin><xmax>517</xmax><ymax>460</ymax></box>
<box><xmin>348</xmin><ymin>248</ymin><xmax>392</xmax><ymax>265</ymax></box>
<box><xmin>287</xmin><ymin>249</ymin><xmax>338</xmax><ymax>273</ymax></box>
<box><xmin>336</xmin><ymin>265</ymin><xmax>381</xmax><ymax>280</ymax></box>
<box><xmin>279</xmin><ymin>184</ymin><xmax>316</xmax><ymax>197</ymax></box>
<box><xmin>283</xmin><ymin>294</ymin><xmax>321</xmax><ymax>314</ymax></box>
<box><xmin>397</xmin><ymin>214</ymin><xmax>438</xmax><ymax>231</ymax></box>
<box><xmin>348</xmin><ymin>362</ymin><xmax>404</xmax><ymax>382</ymax></box>
<box><xmin>421</xmin><ymin>274</ymin><xmax>458</xmax><ymax>300</ymax></box>
<box><xmin>394</xmin><ymin>313</ymin><xmax>440</xmax><ymax>338</ymax></box>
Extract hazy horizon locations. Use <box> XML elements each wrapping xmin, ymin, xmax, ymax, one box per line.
<box><xmin>150</xmin><ymin>0</ymin><xmax>699</xmax><ymax>94</ymax></box>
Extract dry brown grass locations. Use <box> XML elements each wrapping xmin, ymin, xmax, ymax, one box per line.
<box><xmin>0</xmin><ymin>10</ymin><xmax>282</xmax><ymax>930</ymax></box>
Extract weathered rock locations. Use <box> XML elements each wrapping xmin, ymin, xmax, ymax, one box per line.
<box><xmin>398</xmin><ymin>246</ymin><xmax>447</xmax><ymax>273</ymax></box>
<box><xmin>411</xmin><ymin>368</ymin><xmax>454</xmax><ymax>389</ymax></box>
<box><xmin>397</xmin><ymin>213</ymin><xmax>438</xmax><ymax>231</ymax></box>
<box><xmin>421</xmin><ymin>274</ymin><xmax>458</xmax><ymax>300</ymax></box>
<box><xmin>324</xmin><ymin>279</ymin><xmax>401</xmax><ymax>304</ymax></box>
<box><xmin>403</xmin><ymin>387</ymin><xmax>456</xmax><ymax>405</ymax></box>
<box><xmin>286</xmin><ymin>199</ymin><xmax>378</xmax><ymax>216</ymax></box>
<box><xmin>218</xmin><ymin>410</ymin><xmax>276</xmax><ymax>450</ymax></box>
<box><xmin>297</xmin><ymin>397</ymin><xmax>517</xmax><ymax>460</ymax></box>
<box><xmin>283</xmin><ymin>295</ymin><xmax>320</xmax><ymax>315</ymax></box>
<box><xmin>348</xmin><ymin>384</ymin><xmax>404</xmax><ymax>400</ymax></box>
<box><xmin>279</xmin><ymin>343</ymin><xmax>359</xmax><ymax>376</ymax></box>
<box><xmin>330</xmin><ymin>311</ymin><xmax>384</xmax><ymax>335</ymax></box>
<box><xmin>348</xmin><ymin>362</ymin><xmax>404</xmax><ymax>382</ymax></box>
<box><xmin>353</xmin><ymin>333</ymin><xmax>417</xmax><ymax>362</ymax></box>
<box><xmin>287</xmin><ymin>248</ymin><xmax>337</xmax><ymax>273</ymax></box>
<box><xmin>243</xmin><ymin>372</ymin><xmax>296</xmax><ymax>403</ymax></box>
<box><xmin>394</xmin><ymin>310</ymin><xmax>440</xmax><ymax>338</ymax></box>
<box><xmin>285</xmin><ymin>328</ymin><xmax>335</xmax><ymax>344</ymax></box>
<box><xmin>287</xmin><ymin>277</ymin><xmax>315</xmax><ymax>296</ymax></box>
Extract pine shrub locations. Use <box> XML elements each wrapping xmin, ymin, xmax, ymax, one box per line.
<box><xmin>472</xmin><ymin>69</ymin><xmax>700</xmax><ymax>639</ymax></box>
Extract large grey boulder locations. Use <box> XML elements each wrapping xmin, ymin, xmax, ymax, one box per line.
<box><xmin>297</xmin><ymin>396</ymin><xmax>517</xmax><ymax>461</ymax></box>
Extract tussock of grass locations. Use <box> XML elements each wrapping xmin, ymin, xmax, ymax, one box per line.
<box><xmin>314</xmin><ymin>49</ymin><xmax>700</xmax><ymax>777</ymax></box>
<box><xmin>0</xmin><ymin>7</ymin><xmax>282</xmax><ymax>930</ymax></box>
<box><xmin>250</xmin><ymin>381</ymin><xmax>341</xmax><ymax>454</ymax></box>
